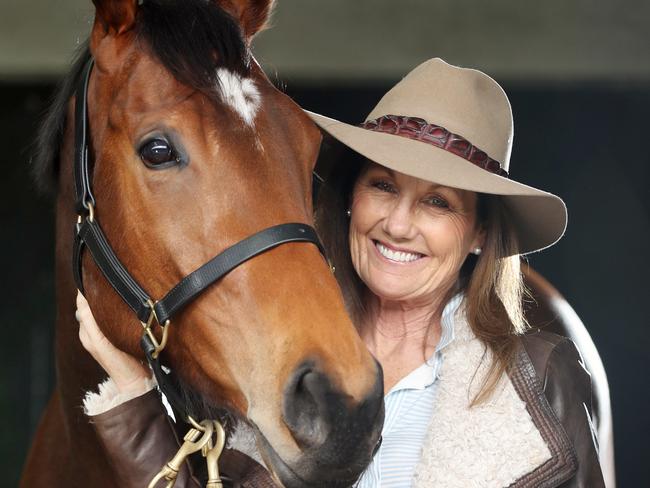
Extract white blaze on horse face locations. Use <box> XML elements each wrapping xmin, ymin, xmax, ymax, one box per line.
<box><xmin>216</xmin><ymin>68</ymin><xmax>261</xmax><ymax>126</ymax></box>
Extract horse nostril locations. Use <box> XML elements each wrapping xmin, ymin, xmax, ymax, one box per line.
<box><xmin>278</xmin><ymin>360</ymin><xmax>385</xmax><ymax>483</ymax></box>
<box><xmin>283</xmin><ymin>364</ymin><xmax>332</xmax><ymax>449</ymax></box>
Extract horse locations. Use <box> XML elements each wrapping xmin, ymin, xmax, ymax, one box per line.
<box><xmin>20</xmin><ymin>1</ymin><xmax>384</xmax><ymax>486</ymax></box>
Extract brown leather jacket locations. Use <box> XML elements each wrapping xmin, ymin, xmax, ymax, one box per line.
<box><xmin>89</xmin><ymin>331</ymin><xmax>604</xmax><ymax>487</ymax></box>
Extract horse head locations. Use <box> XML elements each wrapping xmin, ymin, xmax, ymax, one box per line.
<box><xmin>41</xmin><ymin>0</ymin><xmax>384</xmax><ymax>486</ymax></box>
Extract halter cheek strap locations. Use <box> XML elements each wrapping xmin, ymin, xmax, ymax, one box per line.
<box><xmin>73</xmin><ymin>59</ymin><xmax>96</xmax><ymax>214</ymax></box>
<box><xmin>72</xmin><ymin>57</ymin><xmax>328</xmax><ymax>423</ymax></box>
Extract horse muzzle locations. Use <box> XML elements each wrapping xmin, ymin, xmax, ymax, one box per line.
<box><xmin>259</xmin><ymin>360</ymin><xmax>385</xmax><ymax>487</ymax></box>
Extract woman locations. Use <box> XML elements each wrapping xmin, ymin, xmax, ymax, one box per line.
<box><xmin>76</xmin><ymin>58</ymin><xmax>604</xmax><ymax>487</ymax></box>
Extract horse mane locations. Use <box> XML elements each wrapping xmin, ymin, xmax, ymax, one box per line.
<box><xmin>32</xmin><ymin>0</ymin><xmax>250</xmax><ymax>194</ymax></box>
<box><xmin>32</xmin><ymin>44</ymin><xmax>90</xmax><ymax>194</ymax></box>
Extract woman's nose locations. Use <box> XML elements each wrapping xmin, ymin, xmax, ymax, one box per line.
<box><xmin>382</xmin><ymin>198</ymin><xmax>416</xmax><ymax>239</ymax></box>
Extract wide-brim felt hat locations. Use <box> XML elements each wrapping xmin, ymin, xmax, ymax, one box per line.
<box><xmin>306</xmin><ymin>58</ymin><xmax>567</xmax><ymax>255</ymax></box>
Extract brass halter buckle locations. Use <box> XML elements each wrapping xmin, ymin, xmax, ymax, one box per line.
<box><xmin>140</xmin><ymin>299</ymin><xmax>169</xmax><ymax>359</ymax></box>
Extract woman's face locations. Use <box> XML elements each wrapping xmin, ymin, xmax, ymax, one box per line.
<box><xmin>349</xmin><ymin>162</ymin><xmax>484</xmax><ymax>306</ymax></box>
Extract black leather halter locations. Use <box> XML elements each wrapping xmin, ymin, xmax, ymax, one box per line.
<box><xmin>72</xmin><ymin>58</ymin><xmax>327</xmax><ymax>422</ymax></box>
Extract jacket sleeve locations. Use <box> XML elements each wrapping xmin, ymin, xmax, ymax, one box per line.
<box><xmin>542</xmin><ymin>338</ymin><xmax>606</xmax><ymax>488</ymax></box>
<box><xmin>86</xmin><ymin>380</ymin><xmax>202</xmax><ymax>488</ymax></box>
<box><xmin>85</xmin><ymin>379</ymin><xmax>278</xmax><ymax>488</ymax></box>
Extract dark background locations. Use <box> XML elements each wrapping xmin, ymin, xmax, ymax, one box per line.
<box><xmin>1</xmin><ymin>1</ymin><xmax>649</xmax><ymax>487</ymax></box>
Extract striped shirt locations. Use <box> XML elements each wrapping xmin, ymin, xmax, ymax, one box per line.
<box><xmin>354</xmin><ymin>294</ymin><xmax>462</xmax><ymax>488</ymax></box>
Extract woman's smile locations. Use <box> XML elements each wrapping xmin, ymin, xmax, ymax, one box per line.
<box><xmin>372</xmin><ymin>239</ymin><xmax>426</xmax><ymax>264</ymax></box>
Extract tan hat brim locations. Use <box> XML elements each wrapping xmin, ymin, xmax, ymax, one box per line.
<box><xmin>307</xmin><ymin>110</ymin><xmax>567</xmax><ymax>254</ymax></box>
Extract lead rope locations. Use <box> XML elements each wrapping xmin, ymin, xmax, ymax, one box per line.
<box><xmin>148</xmin><ymin>418</ymin><xmax>226</xmax><ymax>488</ymax></box>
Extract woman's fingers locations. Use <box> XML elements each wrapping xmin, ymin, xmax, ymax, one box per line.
<box><xmin>76</xmin><ymin>290</ymin><xmax>152</xmax><ymax>394</ymax></box>
<box><xmin>76</xmin><ymin>292</ymin><xmax>110</xmax><ymax>354</ymax></box>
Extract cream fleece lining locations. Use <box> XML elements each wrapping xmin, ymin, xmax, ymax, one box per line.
<box><xmin>413</xmin><ymin>305</ymin><xmax>552</xmax><ymax>487</ymax></box>
<box><xmin>83</xmin><ymin>376</ymin><xmax>158</xmax><ymax>416</ymax></box>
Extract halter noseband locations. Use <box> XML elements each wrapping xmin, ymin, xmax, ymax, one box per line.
<box><xmin>72</xmin><ymin>58</ymin><xmax>328</xmax><ymax>423</ymax></box>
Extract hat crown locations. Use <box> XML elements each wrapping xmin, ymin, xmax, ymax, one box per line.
<box><xmin>366</xmin><ymin>58</ymin><xmax>513</xmax><ymax>170</ymax></box>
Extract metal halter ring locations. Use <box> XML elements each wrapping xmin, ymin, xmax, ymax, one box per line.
<box><xmin>87</xmin><ymin>201</ymin><xmax>95</xmax><ymax>222</ymax></box>
<box><xmin>76</xmin><ymin>202</ymin><xmax>95</xmax><ymax>225</ymax></box>
<box><xmin>140</xmin><ymin>299</ymin><xmax>170</xmax><ymax>359</ymax></box>
<box><xmin>188</xmin><ymin>415</ymin><xmax>207</xmax><ymax>432</ymax></box>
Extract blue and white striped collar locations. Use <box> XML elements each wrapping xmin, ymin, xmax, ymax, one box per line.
<box><xmin>436</xmin><ymin>292</ymin><xmax>463</xmax><ymax>356</ymax></box>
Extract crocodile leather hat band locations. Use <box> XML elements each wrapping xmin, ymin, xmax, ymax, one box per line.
<box><xmin>360</xmin><ymin>115</ymin><xmax>509</xmax><ymax>178</ymax></box>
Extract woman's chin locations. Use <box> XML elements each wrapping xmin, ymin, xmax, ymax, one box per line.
<box><xmin>367</xmin><ymin>279</ymin><xmax>426</xmax><ymax>302</ymax></box>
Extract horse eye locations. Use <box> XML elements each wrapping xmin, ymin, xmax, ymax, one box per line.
<box><xmin>139</xmin><ymin>138</ymin><xmax>179</xmax><ymax>168</ymax></box>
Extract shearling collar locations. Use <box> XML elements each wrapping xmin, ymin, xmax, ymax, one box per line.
<box><xmin>413</xmin><ymin>304</ymin><xmax>576</xmax><ymax>488</ymax></box>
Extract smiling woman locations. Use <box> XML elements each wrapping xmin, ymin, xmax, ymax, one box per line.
<box><xmin>308</xmin><ymin>58</ymin><xmax>603</xmax><ymax>487</ymax></box>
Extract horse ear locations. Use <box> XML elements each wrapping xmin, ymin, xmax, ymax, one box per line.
<box><xmin>218</xmin><ymin>0</ymin><xmax>276</xmax><ymax>41</ymax></box>
<box><xmin>91</xmin><ymin>0</ymin><xmax>138</xmax><ymax>37</ymax></box>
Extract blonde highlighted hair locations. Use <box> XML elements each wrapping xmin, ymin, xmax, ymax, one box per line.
<box><xmin>464</xmin><ymin>195</ymin><xmax>527</xmax><ymax>405</ymax></box>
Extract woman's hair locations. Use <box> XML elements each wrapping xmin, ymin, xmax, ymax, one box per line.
<box><xmin>314</xmin><ymin>146</ymin><xmax>369</xmax><ymax>326</ymax></box>
<box><xmin>463</xmin><ymin>195</ymin><xmax>527</xmax><ymax>405</ymax></box>
<box><xmin>314</xmin><ymin>143</ymin><xmax>527</xmax><ymax>405</ymax></box>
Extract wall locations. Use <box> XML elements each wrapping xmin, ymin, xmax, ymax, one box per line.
<box><xmin>1</xmin><ymin>0</ymin><xmax>649</xmax><ymax>82</ymax></box>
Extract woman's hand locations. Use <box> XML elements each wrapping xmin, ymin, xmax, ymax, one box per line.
<box><xmin>76</xmin><ymin>291</ymin><xmax>152</xmax><ymax>395</ymax></box>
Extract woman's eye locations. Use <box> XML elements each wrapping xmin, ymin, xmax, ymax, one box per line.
<box><xmin>139</xmin><ymin>138</ymin><xmax>178</xmax><ymax>168</ymax></box>
<box><xmin>372</xmin><ymin>180</ymin><xmax>396</xmax><ymax>193</ymax></box>
<box><xmin>426</xmin><ymin>196</ymin><xmax>449</xmax><ymax>208</ymax></box>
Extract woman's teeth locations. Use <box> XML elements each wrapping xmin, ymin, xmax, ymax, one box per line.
<box><xmin>375</xmin><ymin>242</ymin><xmax>422</xmax><ymax>263</ymax></box>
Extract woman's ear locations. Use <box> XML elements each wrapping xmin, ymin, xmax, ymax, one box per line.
<box><xmin>216</xmin><ymin>0</ymin><xmax>275</xmax><ymax>41</ymax></box>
